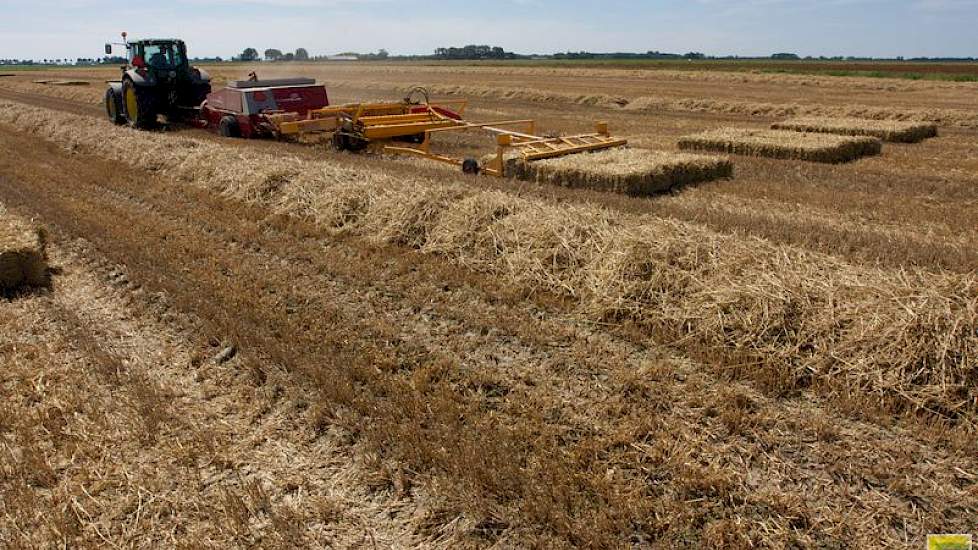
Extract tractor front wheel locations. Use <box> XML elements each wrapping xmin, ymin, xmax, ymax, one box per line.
<box><xmin>122</xmin><ymin>78</ymin><xmax>157</xmax><ymax>129</ymax></box>
<box><xmin>105</xmin><ymin>88</ymin><xmax>125</xmax><ymax>125</ymax></box>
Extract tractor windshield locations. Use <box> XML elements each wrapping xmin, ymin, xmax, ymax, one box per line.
<box><xmin>142</xmin><ymin>43</ymin><xmax>185</xmax><ymax>69</ymax></box>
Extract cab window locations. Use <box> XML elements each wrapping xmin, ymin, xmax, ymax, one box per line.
<box><xmin>142</xmin><ymin>44</ymin><xmax>183</xmax><ymax>68</ymax></box>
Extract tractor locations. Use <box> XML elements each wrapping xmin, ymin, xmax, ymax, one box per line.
<box><xmin>104</xmin><ymin>33</ymin><xmax>211</xmax><ymax>129</ymax></box>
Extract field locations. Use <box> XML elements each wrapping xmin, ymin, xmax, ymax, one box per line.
<box><xmin>1</xmin><ymin>61</ymin><xmax>977</xmax><ymax>548</ymax></box>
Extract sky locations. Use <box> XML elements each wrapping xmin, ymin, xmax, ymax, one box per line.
<box><xmin>0</xmin><ymin>0</ymin><xmax>976</xmax><ymax>61</ymax></box>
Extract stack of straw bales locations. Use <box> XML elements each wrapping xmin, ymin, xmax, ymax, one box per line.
<box><xmin>772</xmin><ymin>117</ymin><xmax>938</xmax><ymax>143</ymax></box>
<box><xmin>507</xmin><ymin>148</ymin><xmax>733</xmax><ymax>196</ymax></box>
<box><xmin>678</xmin><ymin>128</ymin><xmax>882</xmax><ymax>163</ymax></box>
<box><xmin>0</xmin><ymin>207</ymin><xmax>47</xmax><ymax>290</ymax></box>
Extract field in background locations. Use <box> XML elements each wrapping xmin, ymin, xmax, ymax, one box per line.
<box><xmin>1</xmin><ymin>61</ymin><xmax>976</xmax><ymax>548</ymax></box>
<box><xmin>5</xmin><ymin>58</ymin><xmax>978</xmax><ymax>80</ymax></box>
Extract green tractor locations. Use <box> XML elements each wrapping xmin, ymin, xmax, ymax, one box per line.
<box><xmin>104</xmin><ymin>33</ymin><xmax>211</xmax><ymax>129</ymax></box>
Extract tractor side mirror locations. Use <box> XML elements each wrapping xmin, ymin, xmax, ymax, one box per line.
<box><xmin>105</xmin><ymin>44</ymin><xmax>112</xmax><ymax>55</ymax></box>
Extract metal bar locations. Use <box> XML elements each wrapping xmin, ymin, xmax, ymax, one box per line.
<box><xmin>521</xmin><ymin>139</ymin><xmax>628</xmax><ymax>161</ymax></box>
<box><xmin>276</xmin><ymin>118</ymin><xmax>339</xmax><ymax>135</ymax></box>
<box><xmin>384</xmin><ymin>145</ymin><xmax>503</xmax><ymax>177</ymax></box>
<box><xmin>481</xmin><ymin>126</ymin><xmax>539</xmax><ymax>140</ymax></box>
<box><xmin>511</xmin><ymin>133</ymin><xmax>609</xmax><ymax>147</ymax></box>
<box><xmin>359</xmin><ymin>113</ymin><xmax>442</xmax><ymax>125</ymax></box>
<box><xmin>383</xmin><ymin>146</ymin><xmax>463</xmax><ymax>166</ymax></box>
<box><xmin>423</xmin><ymin>119</ymin><xmax>537</xmax><ymax>135</ymax></box>
<box><xmin>362</xmin><ymin>120</ymin><xmax>459</xmax><ymax>140</ymax></box>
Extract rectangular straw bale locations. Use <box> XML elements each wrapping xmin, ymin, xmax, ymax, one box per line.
<box><xmin>507</xmin><ymin>147</ymin><xmax>733</xmax><ymax>196</ymax></box>
<box><xmin>0</xmin><ymin>211</ymin><xmax>47</xmax><ymax>290</ymax></box>
<box><xmin>678</xmin><ymin>128</ymin><xmax>882</xmax><ymax>163</ymax></box>
<box><xmin>772</xmin><ymin>117</ymin><xmax>937</xmax><ymax>143</ymax></box>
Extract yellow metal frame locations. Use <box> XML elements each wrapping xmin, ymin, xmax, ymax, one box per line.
<box><xmin>262</xmin><ymin>94</ymin><xmax>626</xmax><ymax>176</ymax></box>
<box><xmin>385</xmin><ymin>119</ymin><xmax>627</xmax><ymax>177</ymax></box>
<box><xmin>268</xmin><ymin>99</ymin><xmax>470</xmax><ymax>138</ymax></box>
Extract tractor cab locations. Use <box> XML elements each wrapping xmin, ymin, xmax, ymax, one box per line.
<box><xmin>128</xmin><ymin>40</ymin><xmax>188</xmax><ymax>71</ymax></box>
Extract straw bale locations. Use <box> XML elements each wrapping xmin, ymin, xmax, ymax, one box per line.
<box><xmin>678</xmin><ymin>128</ymin><xmax>882</xmax><ymax>163</ymax></box>
<box><xmin>0</xmin><ymin>207</ymin><xmax>47</xmax><ymax>290</ymax></box>
<box><xmin>508</xmin><ymin>147</ymin><xmax>733</xmax><ymax>195</ymax></box>
<box><xmin>772</xmin><ymin>117</ymin><xmax>938</xmax><ymax>143</ymax></box>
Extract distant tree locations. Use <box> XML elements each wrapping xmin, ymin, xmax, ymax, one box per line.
<box><xmin>282</xmin><ymin>52</ymin><xmax>295</xmax><ymax>61</ymax></box>
<box><xmin>376</xmin><ymin>48</ymin><xmax>389</xmax><ymax>59</ymax></box>
<box><xmin>771</xmin><ymin>52</ymin><xmax>800</xmax><ymax>60</ymax></box>
<box><xmin>683</xmin><ymin>52</ymin><xmax>705</xmax><ymax>60</ymax></box>
<box><xmin>294</xmin><ymin>48</ymin><xmax>309</xmax><ymax>61</ymax></box>
<box><xmin>264</xmin><ymin>48</ymin><xmax>284</xmax><ymax>61</ymax></box>
<box><xmin>240</xmin><ymin>48</ymin><xmax>259</xmax><ymax>61</ymax></box>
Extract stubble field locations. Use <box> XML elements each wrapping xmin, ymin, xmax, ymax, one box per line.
<box><xmin>1</xmin><ymin>61</ymin><xmax>976</xmax><ymax>548</ymax></box>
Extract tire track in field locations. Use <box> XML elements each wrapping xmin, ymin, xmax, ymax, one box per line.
<box><xmin>0</xmin><ymin>86</ymin><xmax>101</xmax><ymax>117</ymax></box>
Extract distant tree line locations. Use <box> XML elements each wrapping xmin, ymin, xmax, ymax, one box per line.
<box><xmin>4</xmin><ymin>48</ymin><xmax>977</xmax><ymax>66</ymax></box>
<box><xmin>261</xmin><ymin>48</ymin><xmax>310</xmax><ymax>61</ymax></box>
<box><xmin>553</xmin><ymin>51</ymin><xmax>700</xmax><ymax>60</ymax></box>
<box><xmin>233</xmin><ymin>47</ymin><xmax>388</xmax><ymax>61</ymax></box>
<box><xmin>543</xmin><ymin>51</ymin><xmax>978</xmax><ymax>62</ymax></box>
<box><xmin>433</xmin><ymin>45</ymin><xmax>517</xmax><ymax>60</ymax></box>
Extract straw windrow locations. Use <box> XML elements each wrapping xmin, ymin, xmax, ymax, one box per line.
<box><xmin>2</xmin><ymin>101</ymin><xmax>975</xmax><ymax>420</ymax></box>
<box><xmin>316</xmin><ymin>78</ymin><xmax>978</xmax><ymax>128</ymax></box>
<box><xmin>678</xmin><ymin>128</ymin><xmax>882</xmax><ymax>163</ymax></box>
<box><xmin>507</xmin><ymin>147</ymin><xmax>733</xmax><ymax>196</ymax></box>
<box><xmin>772</xmin><ymin>117</ymin><xmax>938</xmax><ymax>143</ymax></box>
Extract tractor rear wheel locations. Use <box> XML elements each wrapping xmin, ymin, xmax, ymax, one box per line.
<box><xmin>122</xmin><ymin>78</ymin><xmax>157</xmax><ymax>129</ymax></box>
<box><xmin>104</xmin><ymin>88</ymin><xmax>125</xmax><ymax>125</ymax></box>
<box><xmin>218</xmin><ymin>115</ymin><xmax>240</xmax><ymax>138</ymax></box>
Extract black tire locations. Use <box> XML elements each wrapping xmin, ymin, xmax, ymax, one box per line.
<box><xmin>104</xmin><ymin>88</ymin><xmax>125</xmax><ymax>125</ymax></box>
<box><xmin>331</xmin><ymin>132</ymin><xmax>367</xmax><ymax>152</ymax></box>
<box><xmin>331</xmin><ymin>132</ymin><xmax>345</xmax><ymax>151</ymax></box>
<box><xmin>121</xmin><ymin>78</ymin><xmax>157</xmax><ymax>129</ymax></box>
<box><xmin>462</xmin><ymin>158</ymin><xmax>480</xmax><ymax>175</ymax></box>
<box><xmin>218</xmin><ymin>115</ymin><xmax>240</xmax><ymax>138</ymax></box>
